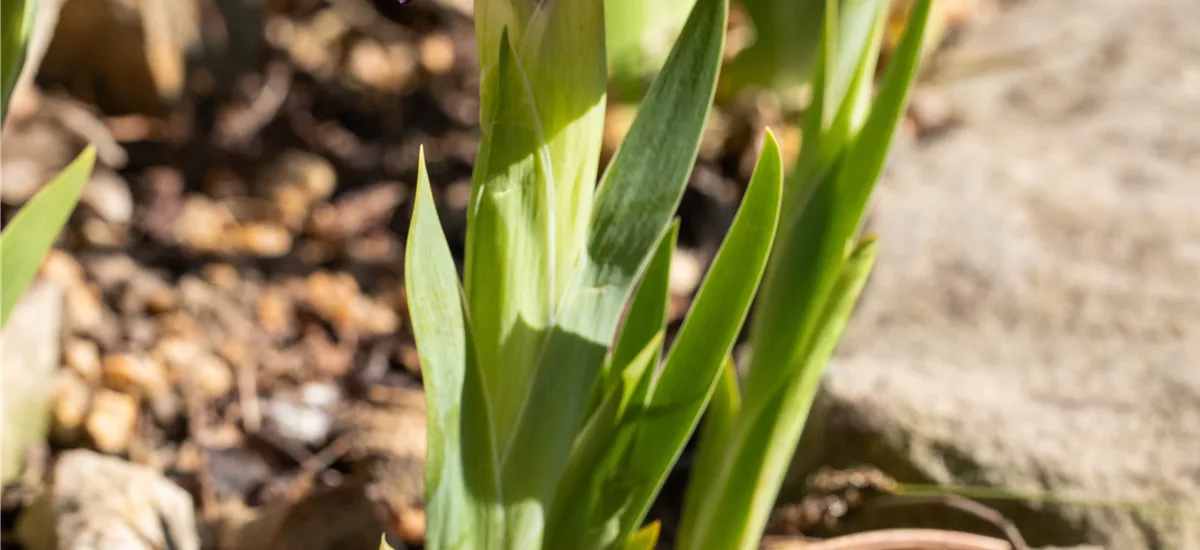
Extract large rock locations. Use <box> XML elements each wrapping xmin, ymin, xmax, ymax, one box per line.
<box><xmin>35</xmin><ymin>0</ymin><xmax>195</xmax><ymax>115</ymax></box>
<box><xmin>792</xmin><ymin>0</ymin><xmax>1200</xmax><ymax>548</ymax></box>
<box><xmin>1</xmin><ymin>282</ymin><xmax>63</xmax><ymax>484</ymax></box>
<box><xmin>16</xmin><ymin>450</ymin><xmax>200</xmax><ymax>550</ymax></box>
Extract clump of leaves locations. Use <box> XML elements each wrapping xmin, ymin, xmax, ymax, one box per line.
<box><xmin>677</xmin><ymin>1</ymin><xmax>932</xmax><ymax>546</ymax></box>
<box><xmin>401</xmin><ymin>0</ymin><xmax>931</xmax><ymax>548</ymax></box>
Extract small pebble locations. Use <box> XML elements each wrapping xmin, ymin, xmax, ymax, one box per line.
<box><xmin>348</xmin><ymin>39</ymin><xmax>415</xmax><ymax>93</ymax></box>
<box><xmin>257</xmin><ymin>289</ymin><xmax>294</xmax><ymax>336</ymax></box>
<box><xmin>301</xmin><ymin>382</ymin><xmax>340</xmax><ymax>408</ymax></box>
<box><xmin>52</xmin><ymin>371</ymin><xmax>93</xmax><ymax>444</ymax></box>
<box><xmin>176</xmin><ymin>197</ymin><xmax>236</xmax><ymax>253</ymax></box>
<box><xmin>443</xmin><ymin>180</ymin><xmax>472</xmax><ymax>211</ymax></box>
<box><xmin>158</xmin><ymin>311</ymin><xmax>203</xmax><ymax>340</ymax></box>
<box><xmin>419</xmin><ymin>33</ymin><xmax>456</xmax><ymax>74</ymax></box>
<box><xmin>102</xmin><ymin>353</ymin><xmax>171</xmax><ymax>399</ymax></box>
<box><xmin>86</xmin><ymin>389</ymin><xmax>140</xmax><ymax>454</ymax></box>
<box><xmin>155</xmin><ymin>337</ymin><xmax>204</xmax><ymax>370</ymax></box>
<box><xmin>82</xmin><ymin>170</ymin><xmax>134</xmax><ymax>225</ymax></box>
<box><xmin>63</xmin><ymin>338</ymin><xmax>102</xmax><ymax>381</ymax></box>
<box><xmin>305</xmin><ymin>271</ymin><xmax>360</xmax><ymax>329</ymax></box>
<box><xmin>306</xmin><ymin>327</ymin><xmax>353</xmax><ymax>376</ymax></box>
<box><xmin>271</xmin><ymin>184</ymin><xmax>313</xmax><ymax>231</ymax></box>
<box><xmin>356</xmin><ymin>300</ymin><xmax>400</xmax><ymax>336</ymax></box>
<box><xmin>233</xmin><ymin>222</ymin><xmax>293</xmax><ymax>257</ymax></box>
<box><xmin>191</xmin><ymin>354</ymin><xmax>234</xmax><ymax>400</ymax></box>
<box><xmin>82</xmin><ymin>217</ymin><xmax>127</xmax><ymax>247</ymax></box>
<box><xmin>264</xmin><ymin>398</ymin><xmax>332</xmax><ymax>446</ymax></box>
<box><xmin>279</xmin><ymin>150</ymin><xmax>337</xmax><ymax>201</ymax></box>
<box><xmin>84</xmin><ymin>253</ymin><xmax>138</xmax><ymax>290</ymax></box>
<box><xmin>669</xmin><ymin>248</ymin><xmax>704</xmax><ymax>297</ymax></box>
<box><xmin>39</xmin><ymin>249</ymin><xmax>85</xmax><ymax>289</ymax></box>
<box><xmin>65</xmin><ymin>283</ymin><xmax>105</xmax><ymax>334</ymax></box>
<box><xmin>146</xmin><ymin>286</ymin><xmax>180</xmax><ymax>313</ymax></box>
<box><xmin>203</xmin><ymin>263</ymin><xmax>240</xmax><ymax>290</ymax></box>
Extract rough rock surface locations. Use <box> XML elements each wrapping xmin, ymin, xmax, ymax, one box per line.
<box><xmin>16</xmin><ymin>450</ymin><xmax>200</xmax><ymax>550</ymax></box>
<box><xmin>793</xmin><ymin>0</ymin><xmax>1200</xmax><ymax>548</ymax></box>
<box><xmin>1</xmin><ymin>283</ymin><xmax>63</xmax><ymax>484</ymax></box>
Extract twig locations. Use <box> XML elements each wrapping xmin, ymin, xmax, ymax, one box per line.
<box><xmin>237</xmin><ymin>358</ymin><xmax>262</xmax><ymax>433</ymax></box>
<box><xmin>761</xmin><ymin>528</ymin><xmax>1012</xmax><ymax>550</ymax></box>
<box><xmin>184</xmin><ymin>381</ymin><xmax>218</xmax><ymax>522</ymax></box>
<box><xmin>40</xmin><ymin>94</ymin><xmax>128</xmax><ymax>168</ymax></box>
<box><xmin>284</xmin><ymin>435</ymin><xmax>353</xmax><ymax>501</ymax></box>
<box><xmin>859</xmin><ymin>494</ymin><xmax>1030</xmax><ymax>550</ymax></box>
<box><xmin>216</xmin><ymin>61</ymin><xmax>292</xmax><ymax>148</ymax></box>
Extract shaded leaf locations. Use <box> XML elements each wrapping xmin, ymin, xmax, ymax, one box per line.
<box><xmin>544</xmin><ymin>332</ymin><xmax>664</xmax><ymax>550</ymax></box>
<box><xmin>605</xmin><ymin>221</ymin><xmax>677</xmax><ymax>397</ymax></box>
<box><xmin>684</xmin><ymin>354</ymin><xmax>740</xmax><ymax>515</ymax></box>
<box><xmin>677</xmin><ymin>238</ymin><xmax>878</xmax><ymax>550</ymax></box>
<box><xmin>616</xmin><ymin>129</ymin><xmax>783</xmax><ymax>539</ymax></box>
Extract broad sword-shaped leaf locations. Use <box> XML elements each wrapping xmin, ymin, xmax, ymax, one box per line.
<box><xmin>407</xmin><ymin>149</ymin><xmax>503</xmax><ymax>549</ymax></box>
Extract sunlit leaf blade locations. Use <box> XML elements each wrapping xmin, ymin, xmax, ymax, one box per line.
<box><xmin>1</xmin><ymin>0</ymin><xmax>35</xmax><ymax>124</ymax></box>
<box><xmin>605</xmin><ymin>0</ymin><xmax>696</xmax><ymax>86</ymax></box>
<box><xmin>830</xmin><ymin>0</ymin><xmax>889</xmax><ymax>119</ymax></box>
<box><xmin>407</xmin><ymin>149</ymin><xmax>502</xmax><ymax>549</ymax></box>
<box><xmin>705</xmin><ymin>355</ymin><xmax>742</xmax><ymax>450</ymax></box>
<box><xmin>832</xmin><ymin>0</ymin><xmax>932</xmax><ymax>240</ymax></box>
<box><xmin>0</xmin><ymin>146</ymin><xmax>94</xmax><ymax>329</ymax></box>
<box><xmin>464</xmin><ymin>28</ymin><xmax>555</xmax><ymax>458</ymax></box>
<box><xmin>616</xmin><ymin>129</ymin><xmax>783</xmax><ymax>540</ymax></box>
<box><xmin>522</xmin><ymin>1</ymin><xmax>607</xmax><ymax>293</ymax></box>
<box><xmin>786</xmin><ymin>0</ymin><xmax>840</xmax><ymax>212</ymax></box>
<box><xmin>623</xmin><ymin>521</ymin><xmax>661</xmax><ymax>550</ymax></box>
<box><xmin>492</xmin><ymin>0</ymin><xmax>728</xmax><ymax>541</ymax></box>
<box><xmin>677</xmin><ymin>238</ymin><xmax>877</xmax><ymax>550</ymax></box>
<box><xmin>476</xmin><ymin>0</ymin><xmax>607</xmax><ymax>300</ymax></box>
<box><xmin>821</xmin><ymin>0</ymin><xmax>889</xmax><ymax>178</ymax></box>
<box><xmin>544</xmin><ymin>333</ymin><xmax>664</xmax><ymax>550</ymax></box>
<box><xmin>744</xmin><ymin>0</ymin><xmax>931</xmax><ymax>407</ymax></box>
<box><xmin>473</xmin><ymin>0</ymin><xmax>533</xmax><ymax>71</ymax></box>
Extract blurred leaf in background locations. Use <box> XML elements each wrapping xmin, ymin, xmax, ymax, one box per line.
<box><xmin>604</xmin><ymin>0</ymin><xmax>695</xmax><ymax>97</ymax></box>
<box><xmin>1</xmin><ymin>0</ymin><xmax>37</xmax><ymax>124</ymax></box>
<box><xmin>0</xmin><ymin>146</ymin><xmax>95</xmax><ymax>329</ymax></box>
<box><xmin>1</xmin><ymin>0</ymin><xmax>95</xmax><ymax>331</ymax></box>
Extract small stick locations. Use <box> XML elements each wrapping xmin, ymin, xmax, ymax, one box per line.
<box><xmin>762</xmin><ymin>528</ymin><xmax>1012</xmax><ymax>550</ymax></box>
<box><xmin>237</xmin><ymin>358</ymin><xmax>261</xmax><ymax>433</ymax></box>
<box><xmin>284</xmin><ymin>435</ymin><xmax>353</xmax><ymax>501</ymax></box>
<box><xmin>860</xmin><ymin>494</ymin><xmax>1030</xmax><ymax>550</ymax></box>
<box><xmin>184</xmin><ymin>381</ymin><xmax>218</xmax><ymax>522</ymax></box>
<box><xmin>216</xmin><ymin>61</ymin><xmax>292</xmax><ymax>148</ymax></box>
